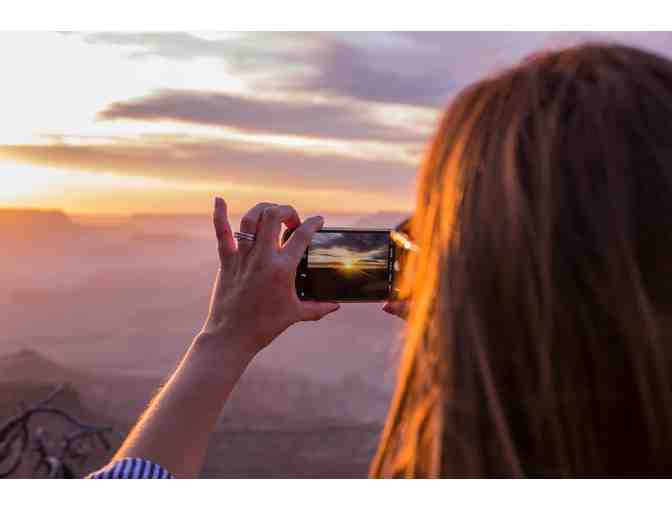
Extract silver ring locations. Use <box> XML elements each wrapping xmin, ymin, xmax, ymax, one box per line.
<box><xmin>234</xmin><ymin>231</ymin><xmax>256</xmax><ymax>242</ymax></box>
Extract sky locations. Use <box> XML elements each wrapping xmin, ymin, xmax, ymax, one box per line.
<box><xmin>1</xmin><ymin>31</ymin><xmax>672</xmax><ymax>216</ymax></box>
<box><xmin>308</xmin><ymin>231</ymin><xmax>389</xmax><ymax>268</ymax></box>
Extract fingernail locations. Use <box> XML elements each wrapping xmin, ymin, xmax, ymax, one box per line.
<box><xmin>215</xmin><ymin>197</ymin><xmax>223</xmax><ymax>208</ymax></box>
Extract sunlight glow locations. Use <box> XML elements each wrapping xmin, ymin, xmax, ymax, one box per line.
<box><xmin>0</xmin><ymin>32</ymin><xmax>419</xmax><ymax>216</ymax></box>
<box><xmin>0</xmin><ymin>162</ymin><xmax>413</xmax><ymax>216</ymax></box>
<box><xmin>0</xmin><ymin>163</ymin><xmax>214</xmax><ymax>212</ymax></box>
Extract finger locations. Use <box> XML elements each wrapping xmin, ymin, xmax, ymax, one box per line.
<box><xmin>238</xmin><ymin>202</ymin><xmax>277</xmax><ymax>257</ymax></box>
<box><xmin>382</xmin><ymin>300</ymin><xmax>409</xmax><ymax>320</ymax></box>
<box><xmin>239</xmin><ymin>202</ymin><xmax>277</xmax><ymax>234</ymax></box>
<box><xmin>299</xmin><ymin>301</ymin><xmax>340</xmax><ymax>322</ymax></box>
<box><xmin>283</xmin><ymin>215</ymin><xmax>324</xmax><ymax>263</ymax></box>
<box><xmin>256</xmin><ymin>205</ymin><xmax>301</xmax><ymax>252</ymax></box>
<box><xmin>213</xmin><ymin>197</ymin><xmax>236</xmax><ymax>264</ymax></box>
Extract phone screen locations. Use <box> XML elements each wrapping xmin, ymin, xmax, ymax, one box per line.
<box><xmin>298</xmin><ymin>229</ymin><xmax>393</xmax><ymax>301</ymax></box>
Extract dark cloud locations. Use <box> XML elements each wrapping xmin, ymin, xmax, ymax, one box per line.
<box><xmin>98</xmin><ymin>89</ymin><xmax>429</xmax><ymax>142</ymax></box>
<box><xmin>0</xmin><ymin>138</ymin><xmax>416</xmax><ymax>195</ymax></box>
<box><xmin>80</xmin><ymin>31</ymin><xmax>672</xmax><ymax>108</ymax></box>
<box><xmin>304</xmin><ymin>39</ymin><xmax>458</xmax><ymax>107</ymax></box>
<box><xmin>80</xmin><ymin>32</ymin><xmax>462</xmax><ymax>107</ymax></box>
<box><xmin>312</xmin><ymin>231</ymin><xmax>389</xmax><ymax>254</ymax></box>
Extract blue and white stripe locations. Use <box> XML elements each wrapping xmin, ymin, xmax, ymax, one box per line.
<box><xmin>86</xmin><ymin>458</ymin><xmax>173</xmax><ymax>479</ymax></box>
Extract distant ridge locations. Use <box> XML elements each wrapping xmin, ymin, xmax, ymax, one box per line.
<box><xmin>354</xmin><ymin>210</ymin><xmax>410</xmax><ymax>228</ymax></box>
<box><xmin>0</xmin><ymin>348</ymin><xmax>91</xmax><ymax>384</ymax></box>
<box><xmin>0</xmin><ymin>348</ymin><xmax>390</xmax><ymax>426</ymax></box>
<box><xmin>0</xmin><ymin>208</ymin><xmax>75</xmax><ymax>235</ymax></box>
<box><xmin>129</xmin><ymin>213</ymin><xmax>209</xmax><ymax>220</ymax></box>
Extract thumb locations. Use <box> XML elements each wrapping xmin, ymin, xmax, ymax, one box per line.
<box><xmin>299</xmin><ymin>301</ymin><xmax>340</xmax><ymax>322</ymax></box>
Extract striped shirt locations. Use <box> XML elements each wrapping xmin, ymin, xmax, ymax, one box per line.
<box><xmin>86</xmin><ymin>458</ymin><xmax>174</xmax><ymax>479</ymax></box>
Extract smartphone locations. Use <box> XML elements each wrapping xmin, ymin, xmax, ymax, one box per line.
<box><xmin>282</xmin><ymin>227</ymin><xmax>396</xmax><ymax>302</ymax></box>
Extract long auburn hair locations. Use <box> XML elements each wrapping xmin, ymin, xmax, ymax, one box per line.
<box><xmin>371</xmin><ymin>43</ymin><xmax>672</xmax><ymax>477</ymax></box>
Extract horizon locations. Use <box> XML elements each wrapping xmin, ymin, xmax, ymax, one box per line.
<box><xmin>0</xmin><ymin>205</ymin><xmax>412</xmax><ymax>220</ymax></box>
<box><xmin>3</xmin><ymin>32</ymin><xmax>672</xmax><ymax>216</ymax></box>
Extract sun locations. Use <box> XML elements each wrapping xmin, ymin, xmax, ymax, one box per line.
<box><xmin>342</xmin><ymin>259</ymin><xmax>356</xmax><ymax>271</ymax></box>
<box><xmin>0</xmin><ymin>165</ymin><xmax>61</xmax><ymax>203</ymax></box>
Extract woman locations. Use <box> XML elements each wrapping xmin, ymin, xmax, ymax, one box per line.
<box><xmin>89</xmin><ymin>42</ymin><xmax>672</xmax><ymax>478</ymax></box>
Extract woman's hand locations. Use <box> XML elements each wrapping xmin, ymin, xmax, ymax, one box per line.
<box><xmin>200</xmin><ymin>198</ymin><xmax>340</xmax><ymax>356</ymax></box>
<box><xmin>382</xmin><ymin>300</ymin><xmax>409</xmax><ymax>320</ymax></box>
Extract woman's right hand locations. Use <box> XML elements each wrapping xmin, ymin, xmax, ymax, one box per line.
<box><xmin>199</xmin><ymin>198</ymin><xmax>340</xmax><ymax>357</ymax></box>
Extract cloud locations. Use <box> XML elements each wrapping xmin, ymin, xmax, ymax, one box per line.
<box><xmin>98</xmin><ymin>89</ymin><xmax>428</xmax><ymax>142</ymax></box>
<box><xmin>80</xmin><ymin>32</ymin><xmax>513</xmax><ymax>107</ymax></box>
<box><xmin>303</xmin><ymin>38</ymin><xmax>458</xmax><ymax>107</ymax></box>
<box><xmin>83</xmin><ymin>31</ymin><xmax>320</xmax><ymax>64</ymax></box>
<box><xmin>77</xmin><ymin>32</ymin><xmax>465</xmax><ymax>107</ymax></box>
<box><xmin>81</xmin><ymin>31</ymin><xmax>672</xmax><ymax>110</ymax></box>
<box><xmin>0</xmin><ymin>137</ymin><xmax>417</xmax><ymax>196</ymax></box>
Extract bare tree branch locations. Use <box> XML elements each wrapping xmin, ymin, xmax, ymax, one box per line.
<box><xmin>0</xmin><ymin>384</ymin><xmax>113</xmax><ymax>478</ymax></box>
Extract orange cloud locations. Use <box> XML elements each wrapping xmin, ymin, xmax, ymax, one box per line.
<box><xmin>0</xmin><ymin>136</ymin><xmax>417</xmax><ymax>195</ymax></box>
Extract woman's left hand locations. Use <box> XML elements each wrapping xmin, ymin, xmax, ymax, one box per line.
<box><xmin>382</xmin><ymin>300</ymin><xmax>409</xmax><ymax>320</ymax></box>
